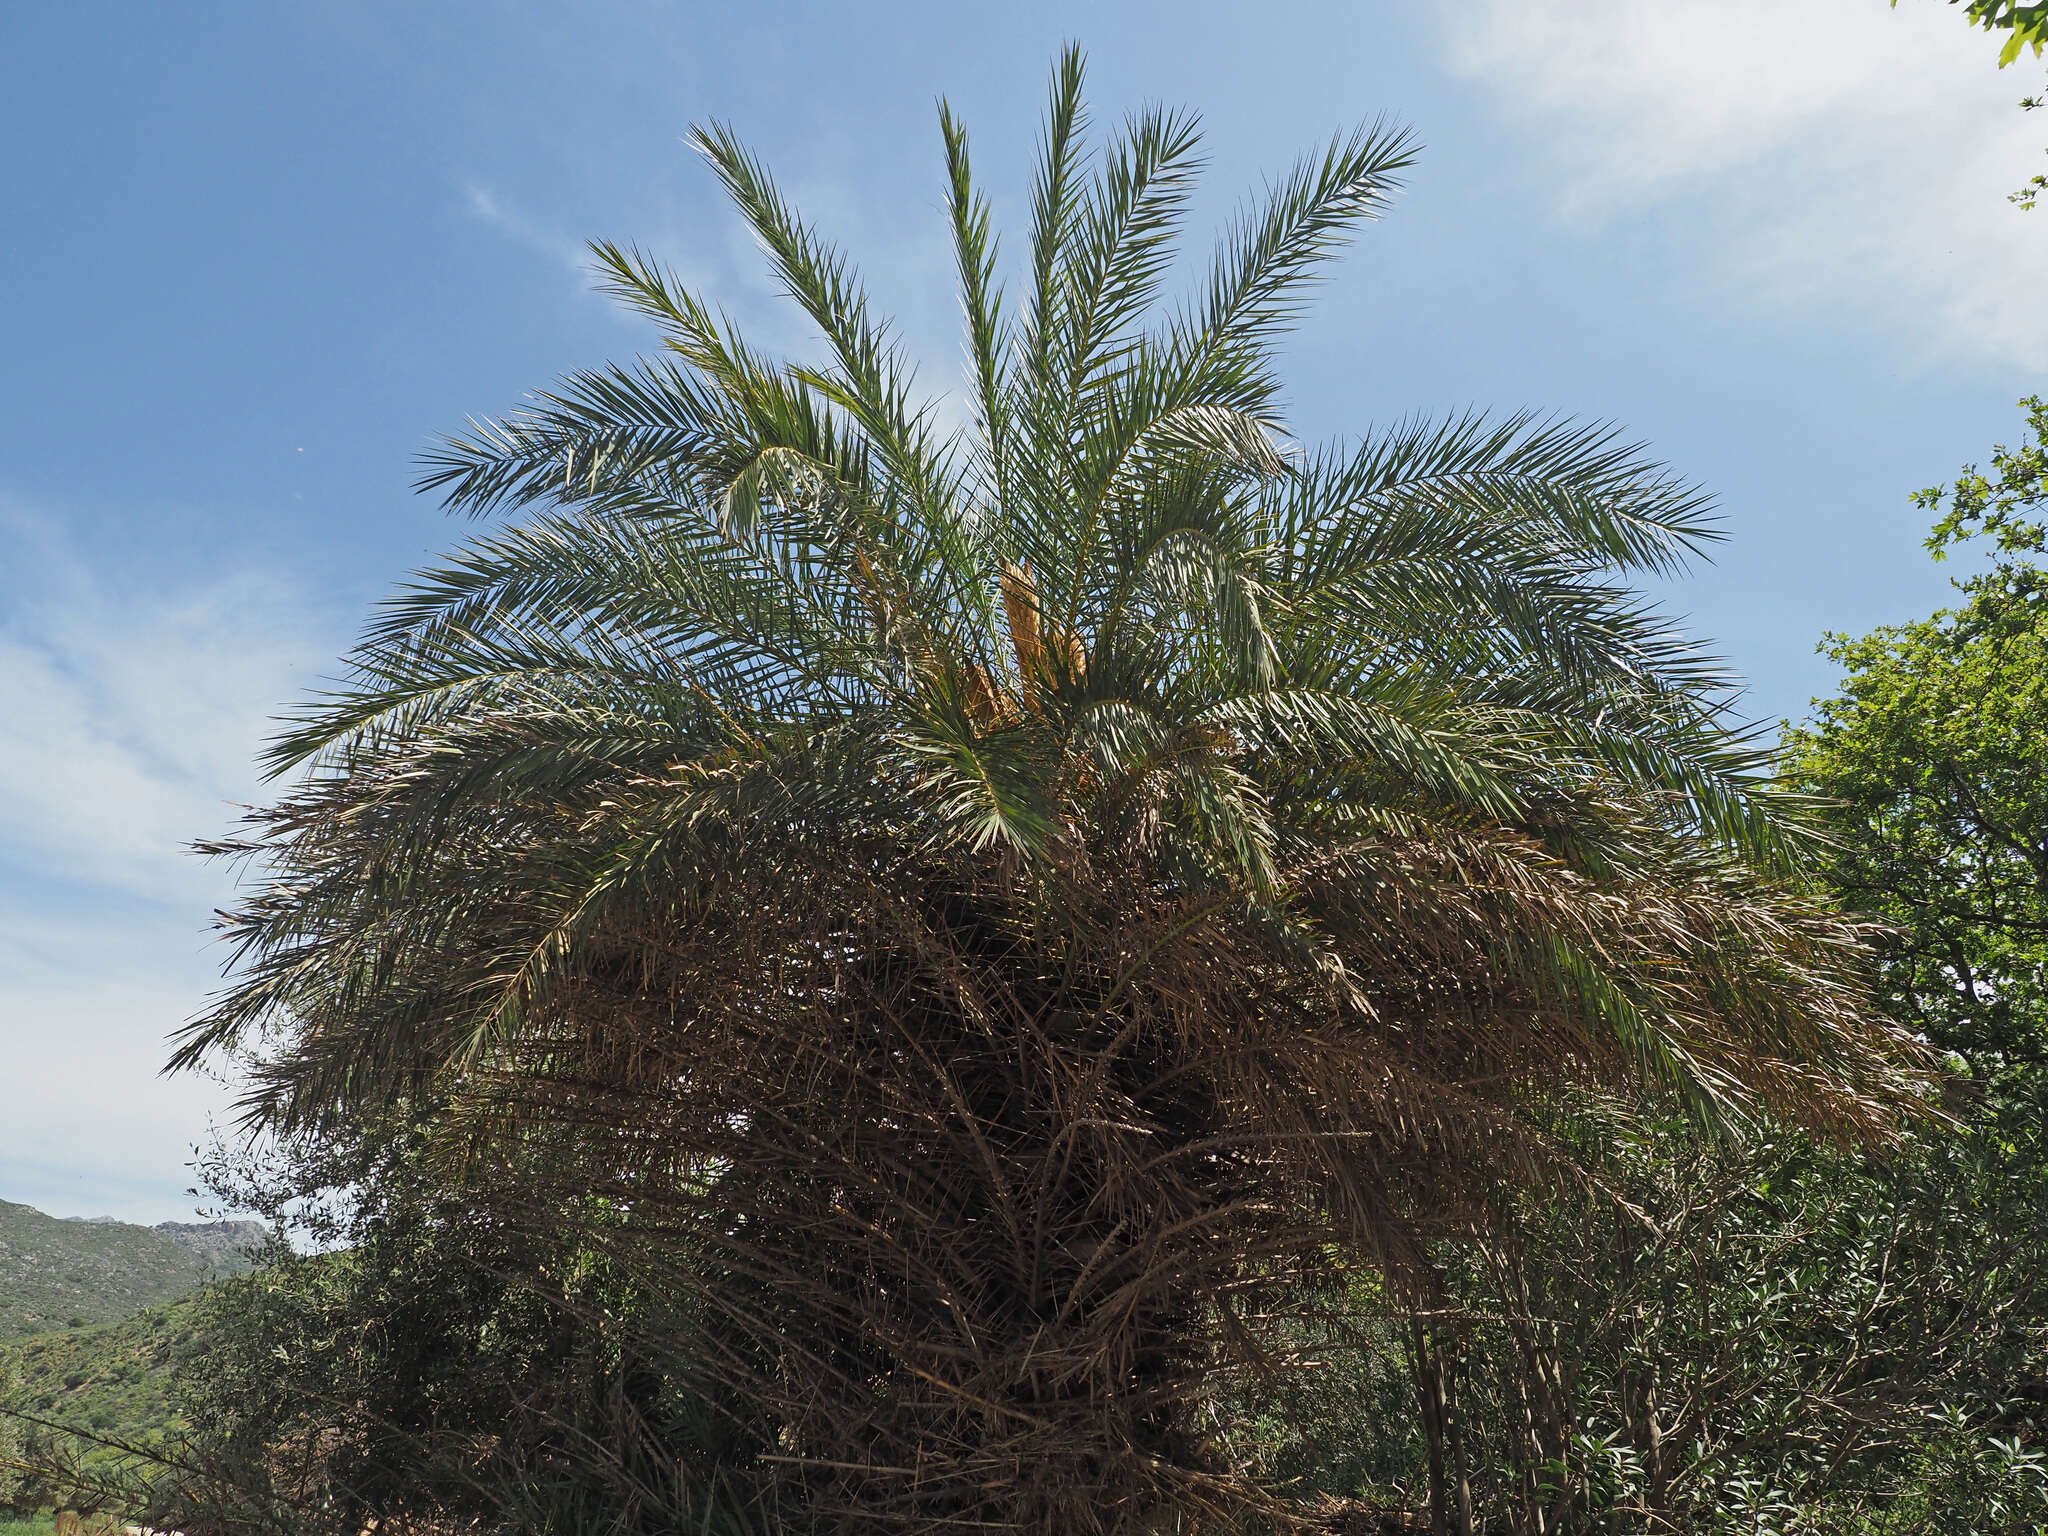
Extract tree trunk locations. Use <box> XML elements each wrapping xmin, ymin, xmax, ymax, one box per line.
<box><xmin>1410</xmin><ymin>1315</ymin><xmax>1452</xmax><ymax>1535</ymax></box>
<box><xmin>1444</xmin><ymin>1346</ymin><xmax>1476</xmax><ymax>1536</ymax></box>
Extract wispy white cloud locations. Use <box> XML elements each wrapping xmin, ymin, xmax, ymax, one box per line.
<box><xmin>1443</xmin><ymin>0</ymin><xmax>2048</xmax><ymax>371</ymax></box>
<box><xmin>464</xmin><ymin>182</ymin><xmax>591</xmax><ymax>275</ymax></box>
<box><xmin>0</xmin><ymin>507</ymin><xmax>337</xmax><ymax>1222</ymax></box>
<box><xmin>0</xmin><ymin>516</ymin><xmax>327</xmax><ymax>902</ymax></box>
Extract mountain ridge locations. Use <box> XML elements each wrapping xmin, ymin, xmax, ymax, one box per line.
<box><xmin>0</xmin><ymin>1199</ymin><xmax>262</xmax><ymax>1339</ymax></box>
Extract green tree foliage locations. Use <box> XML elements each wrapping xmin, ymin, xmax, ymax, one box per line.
<box><xmin>1480</xmin><ymin>1100</ymin><xmax>2048</xmax><ymax>1532</ymax></box>
<box><xmin>1782</xmin><ymin>399</ymin><xmax>2048</xmax><ymax>1059</ymax></box>
<box><xmin>1923</xmin><ymin>396</ymin><xmax>2048</xmax><ymax>559</ymax></box>
<box><xmin>148</xmin><ymin>1128</ymin><xmax>768</xmax><ymax>1536</ymax></box>
<box><xmin>1222</xmin><ymin>1084</ymin><xmax>2048</xmax><ymax>1534</ymax></box>
<box><xmin>172</xmin><ymin>50</ymin><xmax>1920</xmax><ymax>1534</ymax></box>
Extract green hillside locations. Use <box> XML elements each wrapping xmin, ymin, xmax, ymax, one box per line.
<box><xmin>0</xmin><ymin>1202</ymin><xmax>260</xmax><ymax>1340</ymax></box>
<box><xmin>0</xmin><ymin>1296</ymin><xmax>202</xmax><ymax>1455</ymax></box>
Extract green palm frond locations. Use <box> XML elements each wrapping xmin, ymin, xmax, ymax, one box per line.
<box><xmin>195</xmin><ymin>35</ymin><xmax>1922</xmax><ymax>1155</ymax></box>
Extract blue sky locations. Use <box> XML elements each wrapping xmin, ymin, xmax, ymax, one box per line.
<box><xmin>2</xmin><ymin>1</ymin><xmax>2042</xmax><ymax>1222</ymax></box>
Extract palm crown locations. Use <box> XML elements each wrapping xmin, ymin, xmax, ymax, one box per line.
<box><xmin>181</xmin><ymin>49</ymin><xmax>1920</xmax><ymax>1533</ymax></box>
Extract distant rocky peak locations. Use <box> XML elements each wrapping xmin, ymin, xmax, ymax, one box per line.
<box><xmin>153</xmin><ymin>1219</ymin><xmax>269</xmax><ymax>1262</ymax></box>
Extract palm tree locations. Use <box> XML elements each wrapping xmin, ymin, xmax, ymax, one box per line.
<box><xmin>181</xmin><ymin>49</ymin><xmax>1923</xmax><ymax>1535</ymax></box>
